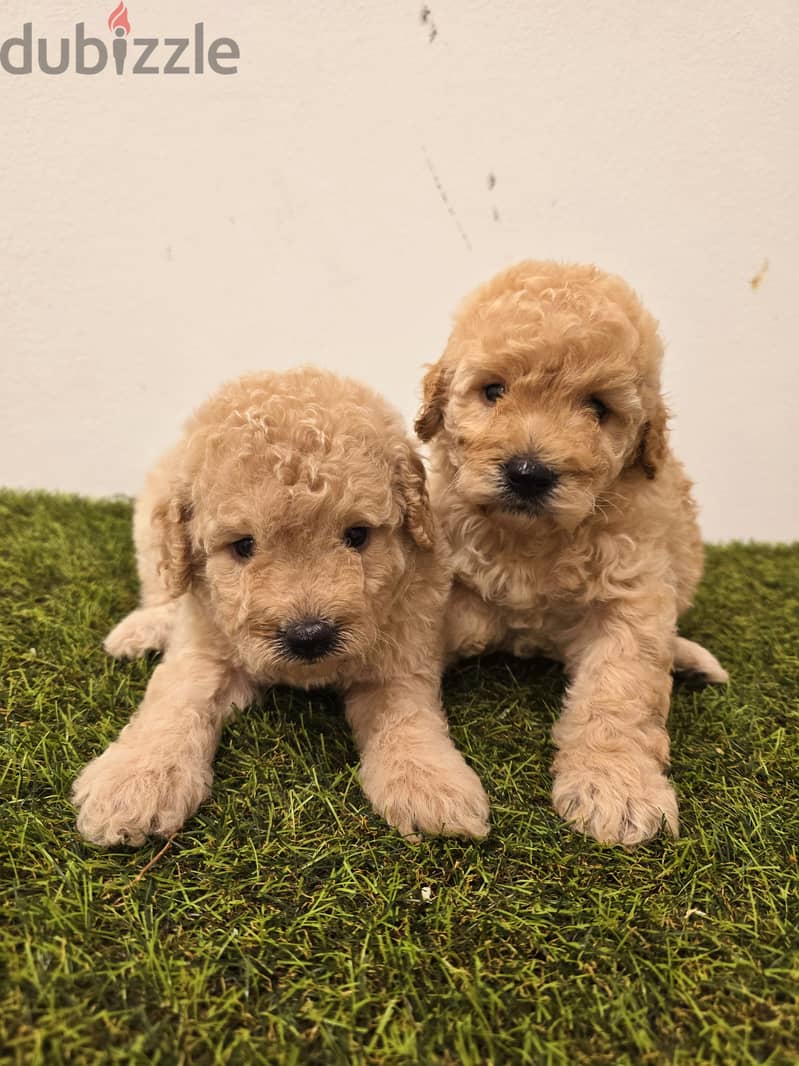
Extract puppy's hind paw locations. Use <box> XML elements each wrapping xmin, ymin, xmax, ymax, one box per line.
<box><xmin>673</xmin><ymin>637</ymin><xmax>728</xmax><ymax>686</ymax></box>
<box><xmin>104</xmin><ymin>604</ymin><xmax>176</xmax><ymax>660</ymax></box>
<box><xmin>674</xmin><ymin>669</ymin><xmax>724</xmax><ymax>691</ymax></box>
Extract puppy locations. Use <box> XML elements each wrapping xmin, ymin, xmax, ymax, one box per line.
<box><xmin>73</xmin><ymin>368</ymin><xmax>489</xmax><ymax>846</ymax></box>
<box><xmin>415</xmin><ymin>261</ymin><xmax>727</xmax><ymax>846</ymax></box>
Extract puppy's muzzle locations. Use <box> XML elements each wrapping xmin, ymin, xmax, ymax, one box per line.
<box><xmin>280</xmin><ymin>617</ymin><xmax>341</xmax><ymax>662</ymax></box>
<box><xmin>500</xmin><ymin>455</ymin><xmax>558</xmax><ymax>511</ymax></box>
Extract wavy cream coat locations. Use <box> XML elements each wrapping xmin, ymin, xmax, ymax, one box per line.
<box><xmin>417</xmin><ymin>261</ymin><xmax>727</xmax><ymax>846</ymax></box>
<box><xmin>74</xmin><ymin>368</ymin><xmax>489</xmax><ymax>846</ymax></box>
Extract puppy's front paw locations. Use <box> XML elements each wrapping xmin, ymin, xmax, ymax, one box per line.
<box><xmin>72</xmin><ymin>741</ymin><xmax>212</xmax><ymax>847</ymax></box>
<box><xmin>360</xmin><ymin>746</ymin><xmax>490</xmax><ymax>841</ymax></box>
<box><xmin>552</xmin><ymin>753</ymin><xmax>678</xmax><ymax>846</ymax></box>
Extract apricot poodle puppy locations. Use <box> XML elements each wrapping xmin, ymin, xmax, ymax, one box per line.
<box><xmin>415</xmin><ymin>260</ymin><xmax>727</xmax><ymax>846</ymax></box>
<box><xmin>73</xmin><ymin>368</ymin><xmax>489</xmax><ymax>846</ymax></box>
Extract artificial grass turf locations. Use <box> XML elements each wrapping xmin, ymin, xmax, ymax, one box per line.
<box><xmin>1</xmin><ymin>490</ymin><xmax>797</xmax><ymax>1066</ymax></box>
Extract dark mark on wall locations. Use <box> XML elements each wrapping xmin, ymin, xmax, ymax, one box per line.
<box><xmin>750</xmin><ymin>258</ymin><xmax>769</xmax><ymax>291</ymax></box>
<box><xmin>422</xmin><ymin>146</ymin><xmax>472</xmax><ymax>251</ymax></box>
<box><xmin>420</xmin><ymin>6</ymin><xmax>438</xmax><ymax>42</ymax></box>
<box><xmin>487</xmin><ymin>173</ymin><xmax>500</xmax><ymax>222</ymax></box>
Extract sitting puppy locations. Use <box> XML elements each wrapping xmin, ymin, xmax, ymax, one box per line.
<box><xmin>415</xmin><ymin>261</ymin><xmax>727</xmax><ymax>846</ymax></box>
<box><xmin>73</xmin><ymin>368</ymin><xmax>489</xmax><ymax>846</ymax></box>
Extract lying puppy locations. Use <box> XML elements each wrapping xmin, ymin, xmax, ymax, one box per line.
<box><xmin>74</xmin><ymin>368</ymin><xmax>489</xmax><ymax>846</ymax></box>
<box><xmin>415</xmin><ymin>261</ymin><xmax>727</xmax><ymax>846</ymax></box>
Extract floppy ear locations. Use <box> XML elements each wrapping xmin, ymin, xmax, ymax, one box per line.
<box><xmin>636</xmin><ymin>396</ymin><xmax>670</xmax><ymax>480</ymax></box>
<box><xmin>394</xmin><ymin>443</ymin><xmax>436</xmax><ymax>551</ymax></box>
<box><xmin>414</xmin><ymin>360</ymin><xmax>451</xmax><ymax>442</ymax></box>
<box><xmin>151</xmin><ymin>489</ymin><xmax>195</xmax><ymax>597</ymax></box>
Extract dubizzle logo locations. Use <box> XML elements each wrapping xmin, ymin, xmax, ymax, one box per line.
<box><xmin>0</xmin><ymin>5</ymin><xmax>240</xmax><ymax>75</ymax></box>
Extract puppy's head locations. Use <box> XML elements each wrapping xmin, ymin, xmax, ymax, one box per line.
<box><xmin>416</xmin><ymin>260</ymin><xmax>668</xmax><ymax>529</ymax></box>
<box><xmin>155</xmin><ymin>368</ymin><xmax>434</xmax><ymax>686</ymax></box>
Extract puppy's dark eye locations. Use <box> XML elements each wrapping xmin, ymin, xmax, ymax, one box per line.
<box><xmin>588</xmin><ymin>396</ymin><xmax>610</xmax><ymax>423</ymax></box>
<box><xmin>343</xmin><ymin>526</ymin><xmax>370</xmax><ymax>551</ymax></box>
<box><xmin>230</xmin><ymin>536</ymin><xmax>255</xmax><ymax>560</ymax></box>
<box><xmin>484</xmin><ymin>382</ymin><xmax>506</xmax><ymax>404</ymax></box>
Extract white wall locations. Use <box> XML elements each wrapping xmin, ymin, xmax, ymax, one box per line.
<box><xmin>1</xmin><ymin>0</ymin><xmax>797</xmax><ymax>541</ymax></box>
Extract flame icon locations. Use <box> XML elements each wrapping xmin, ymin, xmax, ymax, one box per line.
<box><xmin>107</xmin><ymin>2</ymin><xmax>131</xmax><ymax>36</ymax></box>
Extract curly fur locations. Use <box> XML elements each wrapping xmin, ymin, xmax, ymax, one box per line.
<box><xmin>74</xmin><ymin>368</ymin><xmax>489</xmax><ymax>847</ymax></box>
<box><xmin>416</xmin><ymin>260</ymin><xmax>727</xmax><ymax>846</ymax></box>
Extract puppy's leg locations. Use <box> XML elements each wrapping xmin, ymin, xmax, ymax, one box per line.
<box><xmin>346</xmin><ymin>675</ymin><xmax>490</xmax><ymax>840</ymax></box>
<box><xmin>73</xmin><ymin>644</ymin><xmax>251</xmax><ymax>847</ymax></box>
<box><xmin>673</xmin><ymin>636</ymin><xmax>728</xmax><ymax>685</ymax></box>
<box><xmin>551</xmin><ymin>589</ymin><xmax>679</xmax><ymax>846</ymax></box>
<box><xmin>105</xmin><ymin>457</ymin><xmax>180</xmax><ymax>659</ymax></box>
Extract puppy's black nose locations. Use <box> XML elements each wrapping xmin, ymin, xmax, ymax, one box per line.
<box><xmin>282</xmin><ymin>618</ymin><xmax>339</xmax><ymax>661</ymax></box>
<box><xmin>502</xmin><ymin>455</ymin><xmax>558</xmax><ymax>502</ymax></box>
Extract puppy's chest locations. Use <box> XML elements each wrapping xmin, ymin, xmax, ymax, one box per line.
<box><xmin>454</xmin><ymin>550</ymin><xmax>588</xmax><ymax>662</ymax></box>
<box><xmin>454</xmin><ymin>544</ymin><xmax>583</xmax><ymax>615</ymax></box>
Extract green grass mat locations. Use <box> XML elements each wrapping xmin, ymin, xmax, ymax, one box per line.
<box><xmin>1</xmin><ymin>490</ymin><xmax>798</xmax><ymax>1065</ymax></box>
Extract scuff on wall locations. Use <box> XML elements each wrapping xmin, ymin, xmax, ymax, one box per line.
<box><xmin>421</xmin><ymin>145</ymin><xmax>472</xmax><ymax>251</ymax></box>
<box><xmin>749</xmin><ymin>259</ymin><xmax>769</xmax><ymax>291</ymax></box>
<box><xmin>420</xmin><ymin>6</ymin><xmax>438</xmax><ymax>43</ymax></box>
